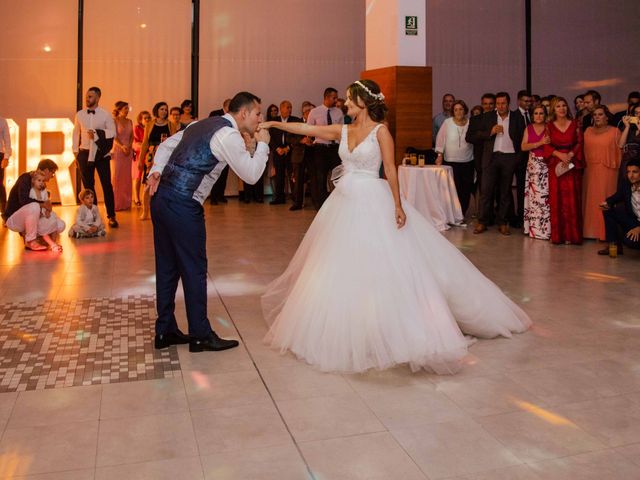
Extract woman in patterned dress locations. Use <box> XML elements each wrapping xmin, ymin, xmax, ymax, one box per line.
<box><xmin>521</xmin><ymin>105</ymin><xmax>551</xmax><ymax>239</ymax></box>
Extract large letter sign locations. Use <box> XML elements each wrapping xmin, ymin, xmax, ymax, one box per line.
<box><xmin>26</xmin><ymin>118</ymin><xmax>76</xmax><ymax>206</ymax></box>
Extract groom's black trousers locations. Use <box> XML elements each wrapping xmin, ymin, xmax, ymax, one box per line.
<box><xmin>151</xmin><ymin>186</ymin><xmax>211</xmax><ymax>339</ymax></box>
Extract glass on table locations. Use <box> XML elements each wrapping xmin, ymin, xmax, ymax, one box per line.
<box><xmin>418</xmin><ymin>154</ymin><xmax>425</xmax><ymax>167</ymax></box>
<box><xmin>410</xmin><ymin>153</ymin><xmax>417</xmax><ymax>166</ymax></box>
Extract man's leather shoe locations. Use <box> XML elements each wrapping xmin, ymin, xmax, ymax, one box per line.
<box><xmin>154</xmin><ymin>329</ymin><xmax>190</xmax><ymax>349</ymax></box>
<box><xmin>289</xmin><ymin>205</ymin><xmax>302</xmax><ymax>211</ymax></box>
<box><xmin>499</xmin><ymin>224</ymin><xmax>511</xmax><ymax>236</ymax></box>
<box><xmin>108</xmin><ymin>217</ymin><xmax>119</xmax><ymax>228</ymax></box>
<box><xmin>189</xmin><ymin>332</ymin><xmax>239</xmax><ymax>352</ymax></box>
<box><xmin>473</xmin><ymin>223</ymin><xmax>487</xmax><ymax>234</ymax></box>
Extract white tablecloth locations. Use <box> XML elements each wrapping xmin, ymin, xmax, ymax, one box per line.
<box><xmin>398</xmin><ymin>165</ymin><xmax>464</xmax><ymax>231</ymax></box>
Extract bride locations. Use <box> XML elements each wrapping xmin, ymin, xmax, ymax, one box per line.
<box><xmin>259</xmin><ymin>79</ymin><xmax>531</xmax><ymax>374</ymax></box>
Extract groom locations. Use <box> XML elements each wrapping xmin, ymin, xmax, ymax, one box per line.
<box><xmin>147</xmin><ymin>92</ymin><xmax>270</xmax><ymax>352</ymax></box>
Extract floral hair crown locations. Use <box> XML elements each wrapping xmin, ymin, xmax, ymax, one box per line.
<box><xmin>355</xmin><ymin>80</ymin><xmax>385</xmax><ymax>101</ymax></box>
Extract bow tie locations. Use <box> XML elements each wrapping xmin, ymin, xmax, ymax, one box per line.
<box><xmin>87</xmin><ymin>109</ymin><xmax>95</xmax><ymax>114</ymax></box>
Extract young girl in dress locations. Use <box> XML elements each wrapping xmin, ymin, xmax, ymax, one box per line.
<box><xmin>259</xmin><ymin>79</ymin><xmax>531</xmax><ymax>375</ymax></box>
<box><xmin>68</xmin><ymin>189</ymin><xmax>106</xmax><ymax>238</ymax></box>
<box><xmin>29</xmin><ymin>170</ymin><xmax>65</xmax><ymax>252</ymax></box>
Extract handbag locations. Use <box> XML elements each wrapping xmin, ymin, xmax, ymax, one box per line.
<box><xmin>555</xmin><ymin>161</ymin><xmax>575</xmax><ymax>177</ymax></box>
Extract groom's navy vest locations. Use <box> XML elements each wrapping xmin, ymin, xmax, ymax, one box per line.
<box><xmin>160</xmin><ymin>116</ymin><xmax>232</xmax><ymax>199</ymax></box>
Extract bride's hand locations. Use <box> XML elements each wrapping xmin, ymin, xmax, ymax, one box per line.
<box><xmin>258</xmin><ymin>121</ymin><xmax>273</xmax><ymax>130</ymax></box>
<box><xmin>396</xmin><ymin>206</ymin><xmax>406</xmax><ymax>229</ymax></box>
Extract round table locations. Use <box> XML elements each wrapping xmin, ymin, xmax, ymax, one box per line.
<box><xmin>398</xmin><ymin>165</ymin><xmax>464</xmax><ymax>231</ymax></box>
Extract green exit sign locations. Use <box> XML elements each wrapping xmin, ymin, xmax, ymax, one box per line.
<box><xmin>405</xmin><ymin>16</ymin><xmax>418</xmax><ymax>35</ymax></box>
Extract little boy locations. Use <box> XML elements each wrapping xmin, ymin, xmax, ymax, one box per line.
<box><xmin>68</xmin><ymin>189</ymin><xmax>106</xmax><ymax>238</ymax></box>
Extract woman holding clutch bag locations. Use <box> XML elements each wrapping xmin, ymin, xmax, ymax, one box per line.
<box><xmin>543</xmin><ymin>96</ymin><xmax>584</xmax><ymax>245</ymax></box>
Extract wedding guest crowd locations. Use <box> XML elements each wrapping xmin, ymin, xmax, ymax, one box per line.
<box><xmin>3</xmin><ymin>83</ymin><xmax>639</xmax><ymax>260</ymax></box>
<box><xmin>442</xmin><ymin>85</ymin><xmax>639</xmax><ymax>256</ymax></box>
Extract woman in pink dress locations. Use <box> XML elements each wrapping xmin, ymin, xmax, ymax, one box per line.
<box><xmin>132</xmin><ymin>110</ymin><xmax>150</xmax><ymax>207</ymax></box>
<box><xmin>583</xmin><ymin>105</ymin><xmax>622</xmax><ymax>240</ymax></box>
<box><xmin>521</xmin><ymin>105</ymin><xmax>551</xmax><ymax>239</ymax></box>
<box><xmin>112</xmin><ymin>101</ymin><xmax>133</xmax><ymax>211</ymax></box>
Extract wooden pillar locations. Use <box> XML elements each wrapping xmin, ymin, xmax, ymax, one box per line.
<box><xmin>361</xmin><ymin>66</ymin><xmax>432</xmax><ymax>163</ymax></box>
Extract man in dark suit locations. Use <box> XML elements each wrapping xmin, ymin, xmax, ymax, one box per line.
<box><xmin>466</xmin><ymin>91</ymin><xmax>525</xmax><ymax>236</ymax></box>
<box><xmin>269</xmin><ymin>100</ymin><xmax>301</xmax><ymax>205</ymax></box>
<box><xmin>468</xmin><ymin>93</ymin><xmax>496</xmax><ymax>221</ymax></box>
<box><xmin>290</xmin><ymin>102</ymin><xmax>315</xmax><ymax>210</ymax></box>
<box><xmin>512</xmin><ymin>90</ymin><xmax>532</xmax><ymax>227</ymax></box>
<box><xmin>598</xmin><ymin>158</ymin><xmax>640</xmax><ymax>255</ymax></box>
<box><xmin>581</xmin><ymin>90</ymin><xmax>601</xmax><ymax>132</ymax></box>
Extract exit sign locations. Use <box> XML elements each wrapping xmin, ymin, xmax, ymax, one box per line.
<box><xmin>405</xmin><ymin>16</ymin><xmax>418</xmax><ymax>35</ymax></box>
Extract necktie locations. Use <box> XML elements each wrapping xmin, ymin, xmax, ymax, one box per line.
<box><xmin>87</xmin><ymin>109</ymin><xmax>95</xmax><ymax>114</ymax></box>
<box><xmin>327</xmin><ymin>109</ymin><xmax>335</xmax><ymax>144</ymax></box>
<box><xmin>282</xmin><ymin>118</ymin><xmax>286</xmax><ymax>145</ymax></box>
<box><xmin>524</xmin><ymin>111</ymin><xmax>530</xmax><ymax>125</ymax></box>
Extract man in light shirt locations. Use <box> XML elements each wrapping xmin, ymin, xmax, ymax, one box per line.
<box><xmin>306</xmin><ymin>87</ymin><xmax>343</xmax><ymax>209</ymax></box>
<box><xmin>0</xmin><ymin>116</ymin><xmax>12</xmax><ymax>216</ymax></box>
<box><xmin>72</xmin><ymin>87</ymin><xmax>118</xmax><ymax>227</ymax></box>
<box><xmin>147</xmin><ymin>91</ymin><xmax>270</xmax><ymax>353</ymax></box>
<box><xmin>467</xmin><ymin>91</ymin><xmax>525</xmax><ymax>236</ymax></box>
<box><xmin>433</xmin><ymin>93</ymin><xmax>455</xmax><ymax>142</ymax></box>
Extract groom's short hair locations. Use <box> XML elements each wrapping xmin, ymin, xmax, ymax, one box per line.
<box><xmin>229</xmin><ymin>92</ymin><xmax>261</xmax><ymax>113</ymax></box>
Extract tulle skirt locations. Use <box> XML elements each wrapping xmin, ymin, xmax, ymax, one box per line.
<box><xmin>261</xmin><ymin>171</ymin><xmax>531</xmax><ymax>374</ymax></box>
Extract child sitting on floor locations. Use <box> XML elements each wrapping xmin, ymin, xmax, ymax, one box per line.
<box><xmin>68</xmin><ymin>189</ymin><xmax>106</xmax><ymax>238</ymax></box>
<box><xmin>29</xmin><ymin>170</ymin><xmax>65</xmax><ymax>252</ymax></box>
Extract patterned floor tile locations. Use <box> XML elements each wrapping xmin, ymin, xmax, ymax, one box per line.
<box><xmin>0</xmin><ymin>295</ymin><xmax>180</xmax><ymax>392</ymax></box>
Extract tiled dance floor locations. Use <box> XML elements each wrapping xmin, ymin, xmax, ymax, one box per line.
<box><xmin>0</xmin><ymin>200</ymin><xmax>638</xmax><ymax>479</ymax></box>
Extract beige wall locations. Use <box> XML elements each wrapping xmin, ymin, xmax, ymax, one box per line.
<box><xmin>199</xmin><ymin>0</ymin><xmax>366</xmax><ymax>117</ymax></box>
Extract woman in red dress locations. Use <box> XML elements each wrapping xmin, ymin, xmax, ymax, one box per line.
<box><xmin>543</xmin><ymin>97</ymin><xmax>584</xmax><ymax>244</ymax></box>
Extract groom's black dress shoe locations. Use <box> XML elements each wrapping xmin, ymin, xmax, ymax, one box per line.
<box><xmin>189</xmin><ymin>332</ymin><xmax>239</xmax><ymax>352</ymax></box>
<box><xmin>154</xmin><ymin>330</ymin><xmax>190</xmax><ymax>349</ymax></box>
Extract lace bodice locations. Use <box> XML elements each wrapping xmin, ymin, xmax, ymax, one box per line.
<box><xmin>338</xmin><ymin>124</ymin><xmax>383</xmax><ymax>174</ymax></box>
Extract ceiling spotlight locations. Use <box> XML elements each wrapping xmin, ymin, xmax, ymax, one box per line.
<box><xmin>139</xmin><ymin>23</ymin><xmax>147</xmax><ymax>29</ymax></box>
<box><xmin>43</xmin><ymin>44</ymin><xmax>52</xmax><ymax>52</ymax></box>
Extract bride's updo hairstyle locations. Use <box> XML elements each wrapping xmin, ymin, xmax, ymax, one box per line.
<box><xmin>348</xmin><ymin>79</ymin><xmax>388</xmax><ymax>122</ymax></box>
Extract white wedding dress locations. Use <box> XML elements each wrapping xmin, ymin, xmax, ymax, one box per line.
<box><xmin>262</xmin><ymin>124</ymin><xmax>531</xmax><ymax>374</ymax></box>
